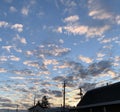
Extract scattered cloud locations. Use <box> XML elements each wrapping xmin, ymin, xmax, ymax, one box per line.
<box><xmin>78</xmin><ymin>55</ymin><xmax>93</xmax><ymax>63</ymax></box>
<box><xmin>2</xmin><ymin>45</ymin><xmax>13</xmax><ymax>52</ymax></box>
<box><xmin>63</xmin><ymin>15</ymin><xmax>79</xmax><ymax>23</ymax></box>
<box><xmin>11</xmin><ymin>24</ymin><xmax>23</xmax><ymax>32</ymax></box>
<box><xmin>9</xmin><ymin>55</ymin><xmax>20</xmax><ymax>61</ymax></box>
<box><xmin>0</xmin><ymin>21</ymin><xmax>23</xmax><ymax>33</ymax></box>
<box><xmin>0</xmin><ymin>67</ymin><xmax>7</xmax><ymax>73</ymax></box>
<box><xmin>0</xmin><ymin>21</ymin><xmax>9</xmax><ymax>28</ymax></box>
<box><xmin>21</xmin><ymin>7</ymin><xmax>29</xmax><ymax>16</ymax></box>
<box><xmin>10</xmin><ymin>6</ymin><xmax>17</xmax><ymax>12</ymax></box>
<box><xmin>56</xmin><ymin>18</ymin><xmax>110</xmax><ymax>38</ymax></box>
<box><xmin>33</xmin><ymin>44</ymin><xmax>71</xmax><ymax>57</ymax></box>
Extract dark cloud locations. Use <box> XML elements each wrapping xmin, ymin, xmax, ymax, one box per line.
<box><xmin>41</xmin><ymin>82</ymin><xmax>52</xmax><ymax>87</ymax></box>
<box><xmin>79</xmin><ymin>82</ymin><xmax>96</xmax><ymax>91</ymax></box>
<box><xmin>34</xmin><ymin>44</ymin><xmax>71</xmax><ymax>57</ymax></box>
<box><xmin>53</xmin><ymin>76</ymin><xmax>65</xmax><ymax>82</ymax></box>
<box><xmin>15</xmin><ymin>88</ymin><xmax>29</xmax><ymax>93</ymax></box>
<box><xmin>0</xmin><ymin>103</ymin><xmax>17</xmax><ymax>108</ymax></box>
<box><xmin>52</xmin><ymin>60</ymin><xmax>112</xmax><ymax>91</ymax></box>
<box><xmin>51</xmin><ymin>90</ymin><xmax>62</xmax><ymax>97</ymax></box>
<box><xmin>40</xmin><ymin>88</ymin><xmax>50</xmax><ymax>94</ymax></box>
<box><xmin>87</xmin><ymin>60</ymin><xmax>112</xmax><ymax>76</ymax></box>
<box><xmin>40</xmin><ymin>88</ymin><xmax>62</xmax><ymax>97</ymax></box>
<box><xmin>0</xmin><ymin>97</ymin><xmax>11</xmax><ymax>103</ymax></box>
<box><xmin>12</xmin><ymin>69</ymin><xmax>34</xmax><ymax>76</ymax></box>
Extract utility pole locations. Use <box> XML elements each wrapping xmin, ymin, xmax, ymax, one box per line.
<box><xmin>16</xmin><ymin>104</ymin><xmax>18</xmax><ymax>112</ymax></box>
<box><xmin>63</xmin><ymin>80</ymin><xmax>66</xmax><ymax>109</ymax></box>
<box><xmin>34</xmin><ymin>94</ymin><xmax>36</xmax><ymax>106</ymax></box>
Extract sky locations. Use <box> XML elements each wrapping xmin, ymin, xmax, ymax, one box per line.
<box><xmin>0</xmin><ymin>0</ymin><xmax>120</xmax><ymax>110</ymax></box>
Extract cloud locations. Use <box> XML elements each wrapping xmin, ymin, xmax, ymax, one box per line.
<box><xmin>21</xmin><ymin>7</ymin><xmax>29</xmax><ymax>16</ymax></box>
<box><xmin>53</xmin><ymin>60</ymin><xmax>113</xmax><ymax>85</ymax></box>
<box><xmin>0</xmin><ymin>38</ymin><xmax>2</xmax><ymax>42</ymax></box>
<box><xmin>0</xmin><ymin>21</ymin><xmax>24</xmax><ymax>33</ymax></box>
<box><xmin>0</xmin><ymin>67</ymin><xmax>7</xmax><ymax>73</ymax></box>
<box><xmin>10</xmin><ymin>6</ymin><xmax>17</xmax><ymax>12</ymax></box>
<box><xmin>56</xmin><ymin>20</ymin><xmax>110</xmax><ymax>38</ymax></box>
<box><xmin>43</xmin><ymin>59</ymin><xmax>59</xmax><ymax>65</ymax></box>
<box><xmin>87</xmin><ymin>60</ymin><xmax>112</xmax><ymax>76</ymax></box>
<box><xmin>88</xmin><ymin>0</ymin><xmax>120</xmax><ymax>26</ymax></box>
<box><xmin>78</xmin><ymin>55</ymin><xmax>93</xmax><ymax>63</ymax></box>
<box><xmin>23</xmin><ymin>61</ymin><xmax>48</xmax><ymax>71</ymax></box>
<box><xmin>80</xmin><ymin>82</ymin><xmax>96</xmax><ymax>91</ymax></box>
<box><xmin>20</xmin><ymin>38</ymin><xmax>27</xmax><ymax>44</ymax></box>
<box><xmin>0</xmin><ymin>56</ymin><xmax>8</xmax><ymax>61</ymax></box>
<box><xmin>10</xmin><ymin>77</ymin><xmax>25</xmax><ymax>80</ymax></box>
<box><xmin>13</xmin><ymin>34</ymin><xmax>27</xmax><ymax>45</ymax></box>
<box><xmin>11</xmin><ymin>24</ymin><xmax>23</xmax><ymax>32</ymax></box>
<box><xmin>2</xmin><ymin>45</ymin><xmax>13</xmax><ymax>52</ymax></box>
<box><xmin>63</xmin><ymin>15</ymin><xmax>79</xmax><ymax>23</ymax></box>
<box><xmin>0</xmin><ymin>103</ymin><xmax>17</xmax><ymax>109</ymax></box>
<box><xmin>59</xmin><ymin>39</ymin><xmax>64</xmax><ymax>44</ymax></box>
<box><xmin>9</xmin><ymin>55</ymin><xmax>20</xmax><ymax>61</ymax></box>
<box><xmin>60</xmin><ymin>0</ymin><xmax>77</xmax><ymax>14</ymax></box>
<box><xmin>51</xmin><ymin>90</ymin><xmax>62</xmax><ymax>97</ymax></box>
<box><xmin>34</xmin><ymin>44</ymin><xmax>71</xmax><ymax>57</ymax></box>
<box><xmin>0</xmin><ymin>21</ymin><xmax>9</xmax><ymax>27</ymax></box>
<box><xmin>53</xmin><ymin>76</ymin><xmax>65</xmax><ymax>82</ymax></box>
<box><xmin>88</xmin><ymin>0</ymin><xmax>113</xmax><ymax>20</ymax></box>
<box><xmin>12</xmin><ymin>69</ymin><xmax>34</xmax><ymax>76</ymax></box>
<box><xmin>116</xmin><ymin>15</ymin><xmax>120</xmax><ymax>25</ymax></box>
<box><xmin>0</xmin><ymin>96</ymin><xmax>11</xmax><ymax>103</ymax></box>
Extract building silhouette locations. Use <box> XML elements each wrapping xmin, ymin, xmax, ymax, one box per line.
<box><xmin>75</xmin><ymin>81</ymin><xmax>120</xmax><ymax>112</ymax></box>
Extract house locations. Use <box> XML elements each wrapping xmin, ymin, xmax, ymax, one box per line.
<box><xmin>28</xmin><ymin>101</ymin><xmax>63</xmax><ymax>112</ymax></box>
<box><xmin>75</xmin><ymin>82</ymin><xmax>120</xmax><ymax>112</ymax></box>
<box><xmin>28</xmin><ymin>101</ymin><xmax>46</xmax><ymax>112</ymax></box>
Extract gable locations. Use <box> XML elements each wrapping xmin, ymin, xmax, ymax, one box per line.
<box><xmin>77</xmin><ymin>82</ymin><xmax>120</xmax><ymax>108</ymax></box>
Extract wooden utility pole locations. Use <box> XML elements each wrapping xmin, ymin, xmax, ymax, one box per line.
<box><xmin>16</xmin><ymin>105</ymin><xmax>18</xmax><ymax>112</ymax></box>
<box><xmin>63</xmin><ymin>81</ymin><xmax>66</xmax><ymax>109</ymax></box>
<box><xmin>34</xmin><ymin>94</ymin><xmax>36</xmax><ymax>106</ymax></box>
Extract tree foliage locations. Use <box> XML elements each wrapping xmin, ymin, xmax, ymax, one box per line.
<box><xmin>41</xmin><ymin>96</ymin><xmax>50</xmax><ymax>108</ymax></box>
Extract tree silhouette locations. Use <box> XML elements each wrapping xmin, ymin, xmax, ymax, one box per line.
<box><xmin>41</xmin><ymin>96</ymin><xmax>50</xmax><ymax>108</ymax></box>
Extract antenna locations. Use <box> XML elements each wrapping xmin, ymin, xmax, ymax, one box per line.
<box><xmin>79</xmin><ymin>88</ymin><xmax>83</xmax><ymax>100</ymax></box>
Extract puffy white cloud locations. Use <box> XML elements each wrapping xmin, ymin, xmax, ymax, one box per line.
<box><xmin>10</xmin><ymin>77</ymin><xmax>25</xmax><ymax>80</ymax></box>
<box><xmin>59</xmin><ymin>39</ymin><xmax>64</xmax><ymax>44</ymax></box>
<box><xmin>78</xmin><ymin>55</ymin><xmax>93</xmax><ymax>63</ymax></box>
<box><xmin>56</xmin><ymin>27</ymin><xmax>62</xmax><ymax>33</ymax></box>
<box><xmin>88</xmin><ymin>0</ymin><xmax>113</xmax><ymax>20</ymax></box>
<box><xmin>2</xmin><ymin>45</ymin><xmax>13</xmax><ymax>52</ymax></box>
<box><xmin>0</xmin><ymin>21</ymin><xmax>8</xmax><ymax>27</ymax></box>
<box><xmin>116</xmin><ymin>15</ymin><xmax>120</xmax><ymax>25</ymax></box>
<box><xmin>63</xmin><ymin>15</ymin><xmax>79</xmax><ymax>23</ymax></box>
<box><xmin>86</xmin><ymin>25</ymin><xmax>110</xmax><ymax>37</ymax></box>
<box><xmin>64</xmin><ymin>25</ymin><xmax>88</xmax><ymax>35</ymax></box>
<box><xmin>20</xmin><ymin>37</ymin><xmax>27</xmax><ymax>44</ymax></box>
<box><xmin>11</xmin><ymin>24</ymin><xmax>23</xmax><ymax>32</ymax></box>
<box><xmin>10</xmin><ymin>6</ymin><xmax>17</xmax><ymax>12</ymax></box>
<box><xmin>43</xmin><ymin>59</ymin><xmax>59</xmax><ymax>65</ymax></box>
<box><xmin>89</xmin><ymin>9</ymin><xmax>112</xmax><ymax>20</ymax></box>
<box><xmin>0</xmin><ymin>68</ymin><xmax>7</xmax><ymax>73</ymax></box>
<box><xmin>0</xmin><ymin>56</ymin><xmax>8</xmax><ymax>61</ymax></box>
<box><xmin>9</xmin><ymin>55</ymin><xmax>20</xmax><ymax>61</ymax></box>
<box><xmin>21</xmin><ymin>7</ymin><xmax>29</xmax><ymax>16</ymax></box>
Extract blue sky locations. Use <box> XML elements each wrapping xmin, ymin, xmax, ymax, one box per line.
<box><xmin>0</xmin><ymin>0</ymin><xmax>120</xmax><ymax>110</ymax></box>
